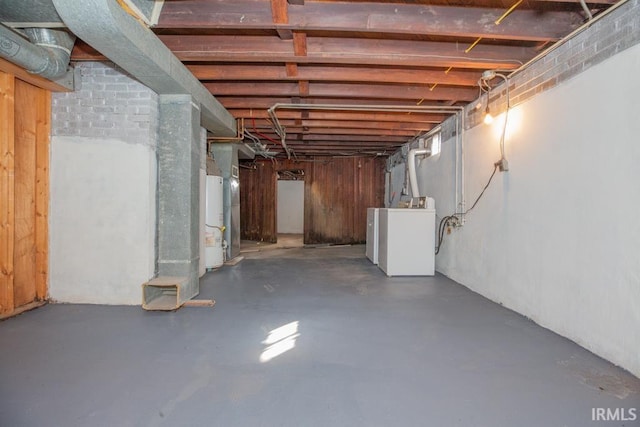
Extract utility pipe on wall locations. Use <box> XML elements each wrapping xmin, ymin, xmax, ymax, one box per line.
<box><xmin>407</xmin><ymin>148</ymin><xmax>430</xmax><ymax>198</ymax></box>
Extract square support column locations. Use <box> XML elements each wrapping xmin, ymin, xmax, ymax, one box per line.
<box><xmin>149</xmin><ymin>95</ymin><xmax>201</xmax><ymax>309</ymax></box>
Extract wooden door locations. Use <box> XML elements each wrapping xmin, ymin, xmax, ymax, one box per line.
<box><xmin>0</xmin><ymin>72</ymin><xmax>50</xmax><ymax>319</ymax></box>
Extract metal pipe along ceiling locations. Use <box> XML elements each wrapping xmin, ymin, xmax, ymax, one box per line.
<box><xmin>0</xmin><ymin>25</ymin><xmax>74</xmax><ymax>79</ymax></box>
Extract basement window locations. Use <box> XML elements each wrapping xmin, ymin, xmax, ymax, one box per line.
<box><xmin>428</xmin><ymin>132</ymin><xmax>441</xmax><ymax>162</ymax></box>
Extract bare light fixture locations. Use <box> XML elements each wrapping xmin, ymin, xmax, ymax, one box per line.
<box><xmin>479</xmin><ymin>70</ymin><xmax>511</xmax><ymax>172</ymax></box>
<box><xmin>483</xmin><ymin>105</ymin><xmax>493</xmax><ymax>125</ymax></box>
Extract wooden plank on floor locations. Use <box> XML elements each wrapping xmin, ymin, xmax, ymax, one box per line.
<box><xmin>13</xmin><ymin>79</ymin><xmax>37</xmax><ymax>308</ymax></box>
<box><xmin>35</xmin><ymin>89</ymin><xmax>50</xmax><ymax>300</ymax></box>
<box><xmin>0</xmin><ymin>72</ymin><xmax>15</xmax><ymax>316</ymax></box>
<box><xmin>224</xmin><ymin>255</ymin><xmax>244</xmax><ymax>266</ymax></box>
<box><xmin>182</xmin><ymin>299</ymin><xmax>216</xmax><ymax>308</ymax></box>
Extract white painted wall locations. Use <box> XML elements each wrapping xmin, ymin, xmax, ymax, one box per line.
<box><xmin>277</xmin><ymin>180</ymin><xmax>304</xmax><ymax>234</ymax></box>
<box><xmin>49</xmin><ymin>136</ymin><xmax>157</xmax><ymax>305</ymax></box>
<box><xmin>413</xmin><ymin>44</ymin><xmax>640</xmax><ymax>377</ymax></box>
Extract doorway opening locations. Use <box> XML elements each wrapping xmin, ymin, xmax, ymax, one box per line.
<box><xmin>277</xmin><ymin>169</ymin><xmax>304</xmax><ymax>247</ymax></box>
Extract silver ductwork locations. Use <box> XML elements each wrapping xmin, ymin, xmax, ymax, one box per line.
<box><xmin>0</xmin><ymin>0</ymin><xmax>64</xmax><ymax>27</ymax></box>
<box><xmin>0</xmin><ymin>25</ymin><xmax>74</xmax><ymax>79</ymax></box>
<box><xmin>51</xmin><ymin>0</ymin><xmax>237</xmax><ymax>136</ymax></box>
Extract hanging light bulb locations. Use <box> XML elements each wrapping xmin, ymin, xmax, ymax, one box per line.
<box><xmin>483</xmin><ymin>105</ymin><xmax>493</xmax><ymax>125</ymax></box>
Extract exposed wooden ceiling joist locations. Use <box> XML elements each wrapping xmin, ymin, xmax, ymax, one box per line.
<box><xmin>155</xmin><ymin>35</ymin><xmax>536</xmax><ymax>69</ymax></box>
<box><xmin>70</xmin><ymin>0</ymin><xmax>617</xmax><ymax>157</ymax></box>
<box><xmin>205</xmin><ymin>82</ymin><xmax>476</xmax><ymax>103</ymax></box>
<box><xmin>291</xmin><ymin>134</ymin><xmax>409</xmax><ymax>142</ymax></box>
<box><xmin>190</xmin><ymin>65</ymin><xmax>481</xmax><ymax>86</ymax></box>
<box><xmin>221</xmin><ymin>98</ymin><xmax>460</xmax><ymax>108</ymax></box>
<box><xmin>253</xmin><ymin>126</ymin><xmax>419</xmax><ymax>136</ymax></box>
<box><xmin>265</xmin><ymin>119</ymin><xmax>433</xmax><ymax>131</ymax></box>
<box><xmin>231</xmin><ymin>110</ymin><xmax>448</xmax><ymax>123</ymax></box>
<box><xmin>156</xmin><ymin>0</ymin><xmax>584</xmax><ymax>42</ymax></box>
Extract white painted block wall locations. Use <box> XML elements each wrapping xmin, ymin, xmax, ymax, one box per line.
<box><xmin>49</xmin><ymin>137</ymin><xmax>156</xmax><ymax>305</ymax></box>
<box><xmin>415</xmin><ymin>44</ymin><xmax>640</xmax><ymax>377</ymax></box>
<box><xmin>49</xmin><ymin>62</ymin><xmax>159</xmax><ymax>305</ymax></box>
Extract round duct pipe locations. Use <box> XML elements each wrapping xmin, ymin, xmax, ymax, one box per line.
<box><xmin>0</xmin><ymin>25</ymin><xmax>75</xmax><ymax>79</ymax></box>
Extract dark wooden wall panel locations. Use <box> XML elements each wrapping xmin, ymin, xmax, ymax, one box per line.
<box><xmin>240</xmin><ymin>160</ymin><xmax>277</xmax><ymax>243</ymax></box>
<box><xmin>304</xmin><ymin>157</ymin><xmax>385</xmax><ymax>244</ymax></box>
<box><xmin>240</xmin><ymin>156</ymin><xmax>385</xmax><ymax>245</ymax></box>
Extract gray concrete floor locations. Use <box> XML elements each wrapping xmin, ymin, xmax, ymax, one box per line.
<box><xmin>1</xmin><ymin>245</ymin><xmax>639</xmax><ymax>427</ymax></box>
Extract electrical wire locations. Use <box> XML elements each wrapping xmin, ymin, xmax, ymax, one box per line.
<box><xmin>463</xmin><ymin>164</ymin><xmax>498</xmax><ymax>215</ymax></box>
<box><xmin>435</xmin><ymin>164</ymin><xmax>498</xmax><ymax>255</ymax></box>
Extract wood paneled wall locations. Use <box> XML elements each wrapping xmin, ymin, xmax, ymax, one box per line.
<box><xmin>304</xmin><ymin>157</ymin><xmax>385</xmax><ymax>244</ymax></box>
<box><xmin>240</xmin><ymin>161</ymin><xmax>277</xmax><ymax>243</ymax></box>
<box><xmin>0</xmin><ymin>72</ymin><xmax>50</xmax><ymax>319</ymax></box>
<box><xmin>239</xmin><ymin>157</ymin><xmax>385</xmax><ymax>245</ymax></box>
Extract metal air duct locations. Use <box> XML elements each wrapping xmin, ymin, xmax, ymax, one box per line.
<box><xmin>0</xmin><ymin>25</ymin><xmax>74</xmax><ymax>79</ymax></box>
<box><xmin>51</xmin><ymin>0</ymin><xmax>237</xmax><ymax>136</ymax></box>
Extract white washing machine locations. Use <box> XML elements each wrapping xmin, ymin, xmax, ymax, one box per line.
<box><xmin>378</xmin><ymin>207</ymin><xmax>436</xmax><ymax>276</ymax></box>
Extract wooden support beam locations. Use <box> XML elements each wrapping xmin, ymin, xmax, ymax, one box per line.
<box><xmin>207</xmin><ymin>82</ymin><xmax>299</xmax><ymax>97</ymax></box>
<box><xmin>212</xmin><ymin>84</ymin><xmax>475</xmax><ymax>107</ymax></box>
<box><xmin>0</xmin><ymin>57</ymin><xmax>71</xmax><ymax>93</ymax></box>
<box><xmin>306</xmin><ymin>120</ymin><xmax>429</xmax><ymax>132</ymax></box>
<box><xmin>298</xmin><ymin>80</ymin><xmax>309</xmax><ymax>97</ymax></box>
<box><xmin>298</xmin><ymin>134</ymin><xmax>408</xmax><ymax>143</ymax></box>
<box><xmin>0</xmin><ymin>72</ymin><xmax>15</xmax><ymax>316</ymax></box>
<box><xmin>230</xmin><ymin>109</ymin><xmax>448</xmax><ymax>124</ymax></box>
<box><xmin>309</xmin><ymin>83</ymin><xmax>477</xmax><ymax>101</ymax></box>
<box><xmin>267</xmin><ymin>119</ymin><xmax>432</xmax><ymax>131</ymax></box>
<box><xmin>192</xmin><ymin>65</ymin><xmax>480</xmax><ymax>86</ymax></box>
<box><xmin>221</xmin><ymin>97</ymin><xmax>429</xmax><ymax>109</ymax></box>
<box><xmin>13</xmin><ymin>80</ymin><xmax>38</xmax><ymax>308</ymax></box>
<box><xmin>35</xmin><ymin>89</ymin><xmax>50</xmax><ymax>301</ymax></box>
<box><xmin>271</xmin><ymin>0</ymin><xmax>293</xmax><ymax>39</ymax></box>
<box><xmin>157</xmin><ymin>0</ymin><xmax>581</xmax><ymax>41</ymax></box>
<box><xmin>285</xmin><ymin>63</ymin><xmax>298</xmax><ymax>77</ymax></box>
<box><xmin>152</xmin><ymin>35</ymin><xmax>531</xmax><ymax>69</ymax></box>
<box><xmin>293</xmin><ymin>31</ymin><xmax>307</xmax><ymax>56</ymax></box>
<box><xmin>271</xmin><ymin>0</ymin><xmax>289</xmax><ymax>23</ymax></box>
<box><xmin>285</xmin><ymin>145</ymin><xmax>403</xmax><ymax>151</ymax></box>
<box><xmin>296</xmin><ymin>145</ymin><xmax>405</xmax><ymax>150</ymax></box>
<box><xmin>244</xmin><ymin>126</ymin><xmax>416</xmax><ymax>137</ymax></box>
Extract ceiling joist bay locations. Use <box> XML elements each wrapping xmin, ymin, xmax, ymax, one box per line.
<box><xmin>157</xmin><ymin>0</ymin><xmax>584</xmax><ymax>42</ymax></box>
<box><xmin>113</xmin><ymin>0</ymin><xmax>613</xmax><ymax>156</ymax></box>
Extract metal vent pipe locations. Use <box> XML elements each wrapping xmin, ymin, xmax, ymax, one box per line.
<box><xmin>0</xmin><ymin>25</ymin><xmax>74</xmax><ymax>79</ymax></box>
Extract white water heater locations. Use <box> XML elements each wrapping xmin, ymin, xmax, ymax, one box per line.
<box><xmin>205</xmin><ymin>175</ymin><xmax>225</xmax><ymax>269</ymax></box>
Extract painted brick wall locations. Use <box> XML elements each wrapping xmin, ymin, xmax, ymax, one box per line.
<box><xmin>466</xmin><ymin>0</ymin><xmax>640</xmax><ymax>128</ymax></box>
<box><xmin>52</xmin><ymin>61</ymin><xmax>158</xmax><ymax>147</ymax></box>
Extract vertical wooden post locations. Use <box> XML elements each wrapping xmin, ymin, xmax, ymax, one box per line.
<box><xmin>13</xmin><ymin>80</ymin><xmax>38</xmax><ymax>307</ymax></box>
<box><xmin>0</xmin><ymin>72</ymin><xmax>15</xmax><ymax>315</ymax></box>
<box><xmin>35</xmin><ymin>89</ymin><xmax>50</xmax><ymax>300</ymax></box>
